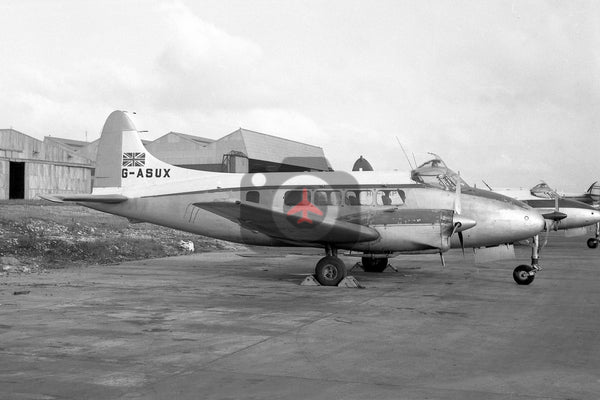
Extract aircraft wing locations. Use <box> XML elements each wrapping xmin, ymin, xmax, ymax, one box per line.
<box><xmin>39</xmin><ymin>194</ymin><xmax>128</xmax><ymax>204</ymax></box>
<box><xmin>193</xmin><ymin>201</ymin><xmax>379</xmax><ymax>244</ymax></box>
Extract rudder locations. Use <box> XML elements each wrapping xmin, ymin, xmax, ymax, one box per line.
<box><xmin>94</xmin><ymin>110</ymin><xmax>138</xmax><ymax>189</ymax></box>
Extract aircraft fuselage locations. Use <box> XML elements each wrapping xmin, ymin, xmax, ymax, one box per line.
<box><xmin>87</xmin><ymin>170</ymin><xmax>543</xmax><ymax>253</ymax></box>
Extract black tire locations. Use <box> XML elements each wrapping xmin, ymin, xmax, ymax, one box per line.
<box><xmin>513</xmin><ymin>265</ymin><xmax>535</xmax><ymax>285</ymax></box>
<box><xmin>587</xmin><ymin>238</ymin><xmax>598</xmax><ymax>249</ymax></box>
<box><xmin>315</xmin><ymin>256</ymin><xmax>347</xmax><ymax>286</ymax></box>
<box><xmin>361</xmin><ymin>257</ymin><xmax>388</xmax><ymax>273</ymax></box>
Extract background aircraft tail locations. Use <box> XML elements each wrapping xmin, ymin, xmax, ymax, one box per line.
<box><xmin>93</xmin><ymin>110</ymin><xmax>192</xmax><ymax>193</ymax></box>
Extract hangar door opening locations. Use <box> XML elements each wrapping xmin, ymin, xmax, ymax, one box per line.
<box><xmin>9</xmin><ymin>162</ymin><xmax>25</xmax><ymax>199</ymax></box>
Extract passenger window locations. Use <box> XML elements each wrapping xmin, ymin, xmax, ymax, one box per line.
<box><xmin>314</xmin><ymin>191</ymin><xmax>327</xmax><ymax>205</ymax></box>
<box><xmin>359</xmin><ymin>190</ymin><xmax>373</xmax><ymax>205</ymax></box>
<box><xmin>345</xmin><ymin>191</ymin><xmax>359</xmax><ymax>205</ymax></box>
<box><xmin>376</xmin><ymin>189</ymin><xmax>406</xmax><ymax>206</ymax></box>
<box><xmin>246</xmin><ymin>191</ymin><xmax>260</xmax><ymax>203</ymax></box>
<box><xmin>330</xmin><ymin>191</ymin><xmax>342</xmax><ymax>205</ymax></box>
<box><xmin>314</xmin><ymin>190</ymin><xmax>342</xmax><ymax>206</ymax></box>
<box><xmin>345</xmin><ymin>190</ymin><xmax>373</xmax><ymax>206</ymax></box>
<box><xmin>284</xmin><ymin>190</ymin><xmax>310</xmax><ymax>206</ymax></box>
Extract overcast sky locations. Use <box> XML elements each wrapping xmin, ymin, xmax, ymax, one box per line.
<box><xmin>1</xmin><ymin>0</ymin><xmax>599</xmax><ymax>191</ymax></box>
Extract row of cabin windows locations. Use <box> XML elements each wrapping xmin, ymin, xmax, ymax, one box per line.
<box><xmin>245</xmin><ymin>189</ymin><xmax>406</xmax><ymax>206</ymax></box>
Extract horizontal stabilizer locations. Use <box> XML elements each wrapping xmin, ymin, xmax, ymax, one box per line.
<box><xmin>194</xmin><ymin>200</ymin><xmax>379</xmax><ymax>244</ymax></box>
<box><xmin>39</xmin><ymin>194</ymin><xmax>128</xmax><ymax>204</ymax></box>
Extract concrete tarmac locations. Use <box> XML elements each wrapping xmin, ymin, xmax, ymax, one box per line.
<box><xmin>1</xmin><ymin>235</ymin><xmax>599</xmax><ymax>399</ymax></box>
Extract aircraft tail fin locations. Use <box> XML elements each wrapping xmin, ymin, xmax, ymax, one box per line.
<box><xmin>93</xmin><ymin>110</ymin><xmax>188</xmax><ymax>194</ymax></box>
<box><xmin>94</xmin><ymin>110</ymin><xmax>137</xmax><ymax>189</ymax></box>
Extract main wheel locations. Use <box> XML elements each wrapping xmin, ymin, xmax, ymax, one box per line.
<box><xmin>513</xmin><ymin>265</ymin><xmax>535</xmax><ymax>285</ymax></box>
<box><xmin>361</xmin><ymin>257</ymin><xmax>388</xmax><ymax>273</ymax></box>
<box><xmin>587</xmin><ymin>238</ymin><xmax>598</xmax><ymax>249</ymax></box>
<box><xmin>315</xmin><ymin>256</ymin><xmax>347</xmax><ymax>286</ymax></box>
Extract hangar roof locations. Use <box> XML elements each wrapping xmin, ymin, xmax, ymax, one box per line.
<box><xmin>222</xmin><ymin>128</ymin><xmax>331</xmax><ymax>170</ymax></box>
<box><xmin>0</xmin><ymin>129</ymin><xmax>92</xmax><ymax>166</ymax></box>
<box><xmin>168</xmin><ymin>132</ymin><xmax>214</xmax><ymax>144</ymax></box>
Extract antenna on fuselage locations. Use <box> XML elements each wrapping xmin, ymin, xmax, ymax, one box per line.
<box><xmin>395</xmin><ymin>137</ymin><xmax>415</xmax><ymax>170</ymax></box>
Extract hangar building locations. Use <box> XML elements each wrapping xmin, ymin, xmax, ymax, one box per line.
<box><xmin>0</xmin><ymin>127</ymin><xmax>330</xmax><ymax>200</ymax></box>
<box><xmin>145</xmin><ymin>128</ymin><xmax>331</xmax><ymax>173</ymax></box>
<box><xmin>0</xmin><ymin>129</ymin><xmax>93</xmax><ymax>200</ymax></box>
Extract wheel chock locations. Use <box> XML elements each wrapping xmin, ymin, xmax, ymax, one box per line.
<box><xmin>300</xmin><ymin>275</ymin><xmax>364</xmax><ymax>288</ymax></box>
<box><xmin>337</xmin><ymin>276</ymin><xmax>364</xmax><ymax>288</ymax></box>
<box><xmin>349</xmin><ymin>262</ymin><xmax>363</xmax><ymax>272</ymax></box>
<box><xmin>300</xmin><ymin>275</ymin><xmax>321</xmax><ymax>286</ymax></box>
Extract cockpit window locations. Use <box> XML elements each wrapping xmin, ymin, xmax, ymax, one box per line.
<box><xmin>416</xmin><ymin>159</ymin><xmax>448</xmax><ymax>169</ymax></box>
<box><xmin>530</xmin><ymin>182</ymin><xmax>556</xmax><ymax>199</ymax></box>
<box><xmin>411</xmin><ymin>157</ymin><xmax>470</xmax><ymax>191</ymax></box>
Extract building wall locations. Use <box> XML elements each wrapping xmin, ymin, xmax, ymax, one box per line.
<box><xmin>0</xmin><ymin>129</ymin><xmax>93</xmax><ymax>200</ymax></box>
<box><xmin>0</xmin><ymin>160</ymin><xmax>8</xmax><ymax>199</ymax></box>
<box><xmin>27</xmin><ymin>163</ymin><xmax>91</xmax><ymax>198</ymax></box>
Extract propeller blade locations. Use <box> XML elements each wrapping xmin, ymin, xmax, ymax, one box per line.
<box><xmin>539</xmin><ymin>221</ymin><xmax>551</xmax><ymax>253</ymax></box>
<box><xmin>458</xmin><ymin>231</ymin><xmax>465</xmax><ymax>256</ymax></box>
<box><xmin>454</xmin><ymin>172</ymin><xmax>461</xmax><ymax>215</ymax></box>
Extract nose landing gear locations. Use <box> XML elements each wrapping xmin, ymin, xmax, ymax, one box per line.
<box><xmin>513</xmin><ymin>234</ymin><xmax>541</xmax><ymax>285</ymax></box>
<box><xmin>587</xmin><ymin>222</ymin><xmax>599</xmax><ymax>249</ymax></box>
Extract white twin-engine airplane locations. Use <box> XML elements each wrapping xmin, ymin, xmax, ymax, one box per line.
<box><xmin>489</xmin><ymin>182</ymin><xmax>600</xmax><ymax>250</ymax></box>
<box><xmin>41</xmin><ymin>111</ymin><xmax>545</xmax><ymax>286</ymax></box>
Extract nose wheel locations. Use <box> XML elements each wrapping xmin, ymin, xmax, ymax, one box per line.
<box><xmin>513</xmin><ymin>234</ymin><xmax>541</xmax><ymax>285</ymax></box>
<box><xmin>513</xmin><ymin>264</ymin><xmax>538</xmax><ymax>285</ymax></box>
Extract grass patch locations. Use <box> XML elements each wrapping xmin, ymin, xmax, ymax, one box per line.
<box><xmin>0</xmin><ymin>201</ymin><xmax>241</xmax><ymax>269</ymax></box>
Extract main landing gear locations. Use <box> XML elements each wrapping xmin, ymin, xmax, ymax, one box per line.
<box><xmin>314</xmin><ymin>246</ymin><xmax>347</xmax><ymax>286</ymax></box>
<box><xmin>513</xmin><ymin>234</ymin><xmax>541</xmax><ymax>285</ymax></box>
<box><xmin>587</xmin><ymin>222</ymin><xmax>599</xmax><ymax>249</ymax></box>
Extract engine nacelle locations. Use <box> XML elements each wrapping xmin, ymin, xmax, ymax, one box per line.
<box><xmin>348</xmin><ymin>209</ymin><xmax>454</xmax><ymax>252</ymax></box>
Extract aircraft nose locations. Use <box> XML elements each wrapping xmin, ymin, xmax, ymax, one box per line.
<box><xmin>525</xmin><ymin>210</ymin><xmax>546</xmax><ymax>236</ymax></box>
<box><xmin>590</xmin><ymin>210</ymin><xmax>600</xmax><ymax>224</ymax></box>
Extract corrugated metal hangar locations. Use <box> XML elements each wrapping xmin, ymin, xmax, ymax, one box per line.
<box><xmin>146</xmin><ymin>128</ymin><xmax>331</xmax><ymax>173</ymax></box>
<box><xmin>0</xmin><ymin>126</ymin><xmax>330</xmax><ymax>200</ymax></box>
<box><xmin>0</xmin><ymin>129</ymin><xmax>94</xmax><ymax>200</ymax></box>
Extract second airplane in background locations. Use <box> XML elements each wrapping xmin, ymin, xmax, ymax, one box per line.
<box><xmin>410</xmin><ymin>156</ymin><xmax>600</xmax><ymax>284</ymax></box>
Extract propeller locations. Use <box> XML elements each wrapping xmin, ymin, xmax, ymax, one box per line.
<box><xmin>451</xmin><ymin>172</ymin><xmax>476</xmax><ymax>255</ymax></box>
<box><xmin>540</xmin><ymin>186</ymin><xmax>567</xmax><ymax>232</ymax></box>
<box><xmin>538</xmin><ymin>184</ymin><xmax>566</xmax><ymax>250</ymax></box>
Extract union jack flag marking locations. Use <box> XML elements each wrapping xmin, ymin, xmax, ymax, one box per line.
<box><xmin>122</xmin><ymin>152</ymin><xmax>146</xmax><ymax>167</ymax></box>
